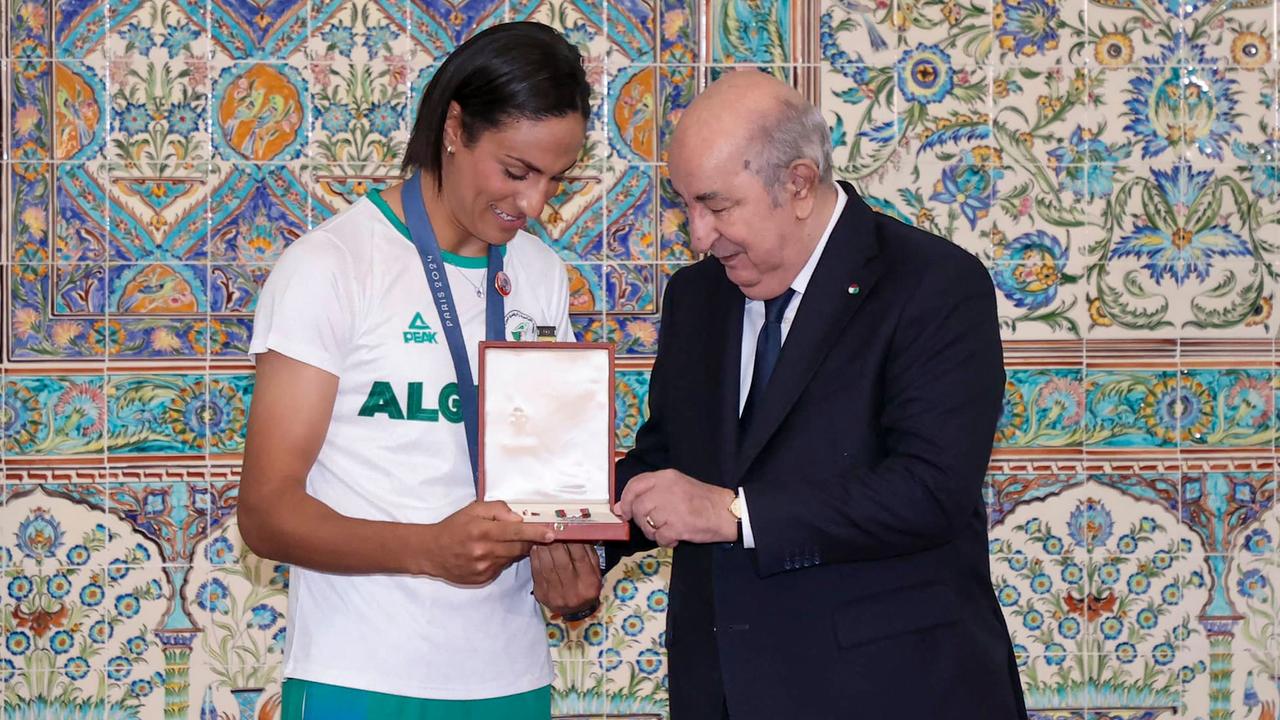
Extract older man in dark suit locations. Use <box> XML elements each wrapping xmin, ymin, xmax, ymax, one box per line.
<box><xmin>610</xmin><ymin>70</ymin><xmax>1028</xmax><ymax>719</ymax></box>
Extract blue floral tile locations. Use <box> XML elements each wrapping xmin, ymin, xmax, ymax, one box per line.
<box><xmin>819</xmin><ymin>0</ymin><xmax>895</xmax><ymax>66</ymax></box>
<box><xmin>107</xmin><ymin>57</ymin><xmax>208</xmax><ymax>176</ymax></box>
<box><xmin>411</xmin><ymin>0</ymin><xmax>505</xmax><ymax>58</ymax></box>
<box><xmin>992</xmin><ymin>485</ymin><xmax>1208</xmax><ymax>717</ymax></box>
<box><xmin>658</xmin><ymin>64</ymin><xmax>694</xmax><ymax>159</ymax></box>
<box><xmin>530</xmin><ymin>177</ymin><xmax>605</xmax><ymax>263</ymax></box>
<box><xmin>309</xmin><ymin>0</ymin><xmax>413</xmax><ymax>61</ymax></box>
<box><xmin>9</xmin><ymin>272</ymin><xmax>104</xmax><ymax>358</ymax></box>
<box><xmin>1182</xmin><ymin>471</ymin><xmax>1275</xmax><ymax>555</ymax></box>
<box><xmin>656</xmin><ymin>170</ymin><xmax>693</xmax><ymax>263</ymax></box>
<box><xmin>306</xmin><ymin>56</ymin><xmax>412</xmax><ymax>166</ymax></box>
<box><xmin>304</xmin><ymin>163</ymin><xmax>404</xmax><ymax>226</ymax></box>
<box><xmin>985</xmin><ymin>474</ymin><xmax>1085</xmax><ymax>529</ymax></box>
<box><xmin>658</xmin><ymin>0</ymin><xmax>695</xmax><ymax>62</ymax></box>
<box><xmin>197</xmin><ymin>677</ymin><xmax>287</xmax><ymax>719</ymax></box>
<box><xmin>1092</xmin><ymin>471</ymin><xmax>1182</xmax><ymax>521</ymax></box>
<box><xmin>1087</xmin><ymin>3</ymin><xmax>1189</xmax><ymax>72</ymax></box>
<box><xmin>3</xmin><ymin>376</ymin><xmax>108</xmax><ymax>456</ymax></box>
<box><xmin>606</xmin><ymin>316</ymin><xmax>660</xmax><ymax>356</ymax></box>
<box><xmin>551</xmin><ymin>660</ymin><xmax>612</xmax><ymax>717</ymax></box>
<box><xmin>106</xmin><ymin>0</ymin><xmax>210</xmax><ymax>60</ymax></box>
<box><xmin>615</xmin><ymin>369</ymin><xmax>651</xmax><ymax>449</ymax></box>
<box><xmin>210</xmin><ymin>264</ymin><xmax>271</xmax><ymax>313</ymax></box>
<box><xmin>711</xmin><ymin>0</ymin><xmax>790</xmax><ymax>64</ymax></box>
<box><xmin>107</xmin><ymin>263</ymin><xmax>210</xmax><ymax>316</ymax></box>
<box><xmin>606</xmin><ymin>263</ymin><xmax>657</xmax><ymax>314</ymax></box>
<box><xmin>49</xmin><ymin>61</ymin><xmax>110</xmax><ymax>163</ymax></box>
<box><xmin>597</xmin><ymin>550</ymin><xmax>669</xmax><ymax>710</ymax></box>
<box><xmin>1085</xmin><ymin>370</ymin><xmax>1178</xmax><ymax>448</ymax></box>
<box><xmin>10</xmin><ymin>0</ymin><xmax>51</xmax><ymax>58</ymax></box>
<box><xmin>1216</xmin><ymin>65</ymin><xmax>1276</xmax><ymax>154</ymax></box>
<box><xmin>990</xmin><ymin>0</ymin><xmax>1084</xmax><ymax>68</ymax></box>
<box><xmin>1226</xmin><ymin>503</ymin><xmax>1280</xmax><ymax>717</ymax></box>
<box><xmin>607</xmin><ymin>165</ymin><xmax>656</xmax><ymax>262</ymax></box>
<box><xmin>995</xmin><ymin>369</ymin><xmax>1086</xmax><ymax>447</ymax></box>
<box><xmin>52</xmin><ymin>264</ymin><xmax>108</xmax><ymax>315</ymax></box>
<box><xmin>1174</xmin><ymin>256</ymin><xmax>1278</xmax><ymax>338</ymax></box>
<box><xmin>54</xmin><ymin>0</ymin><xmax>108</xmax><ymax>58</ymax></box>
<box><xmin>189</xmin><ymin>523</ymin><xmax>289</xmax><ymax>682</ymax></box>
<box><xmin>209</xmin><ymin>62</ymin><xmax>309</xmax><ymax>163</ymax></box>
<box><xmin>893</xmin><ymin>0</ymin><xmax>987</xmax><ymax>50</ymax></box>
<box><xmin>106</xmin><ymin>480</ymin><xmax>214</xmax><ymax>565</ymax></box>
<box><xmin>106</xmin><ymin>374</ymin><xmax>249</xmax><ymax>455</ymax></box>
<box><xmin>522</xmin><ymin>0</ymin><xmax>609</xmax><ymax>64</ymax></box>
<box><xmin>53</xmin><ymin>164</ymin><xmax>111</xmax><ymax>264</ymax></box>
<box><xmin>209</xmin><ymin>163</ymin><xmax>309</xmax><ymax>264</ymax></box>
<box><xmin>9</xmin><ymin>64</ymin><xmax>51</xmax><ymax>171</ymax></box>
<box><xmin>107</xmin><ymin>375</ymin><xmax>207</xmax><ymax>455</ymax></box>
<box><xmin>989</xmin><ymin>253</ymin><xmax>1087</xmax><ymax>339</ymax></box>
<box><xmin>821</xmin><ymin>10</ymin><xmax>896</xmax><ymax>170</ymax></box>
<box><xmin>568</xmin><ymin>263</ymin><xmax>606</xmax><ymax>313</ymax></box>
<box><xmin>1181</xmin><ymin>369</ymin><xmax>1273</xmax><ymax>447</ymax></box>
<box><xmin>609</xmin><ymin>66</ymin><xmax>659</xmax><ymax>164</ymax></box>
<box><xmin>8</xmin><ymin>0</ymin><xmax>1280</xmax><ymax>711</ymax></box>
<box><xmin>989</xmin><ymin>67</ymin><xmax>1095</xmax><ymax>177</ymax></box>
<box><xmin>572</xmin><ymin>314</ymin><xmax>605</xmax><ymax>344</ymax></box>
<box><xmin>206</xmin><ymin>318</ymin><xmax>254</xmax><ymax>359</ymax></box>
<box><xmin>219</xmin><ymin>375</ymin><xmax>255</xmax><ymax>448</ymax></box>
<box><xmin>204</xmin><ymin>0</ymin><xmax>308</xmax><ymax>59</ymax></box>
<box><xmin>608</xmin><ymin>0</ymin><xmax>655</xmax><ymax>63</ymax></box>
<box><xmin>908</xmin><ymin>159</ymin><xmax>1002</xmax><ymax>246</ymax></box>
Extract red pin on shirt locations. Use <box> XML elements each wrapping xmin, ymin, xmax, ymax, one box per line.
<box><xmin>495</xmin><ymin>271</ymin><xmax>512</xmax><ymax>297</ymax></box>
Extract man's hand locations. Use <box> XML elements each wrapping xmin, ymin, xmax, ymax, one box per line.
<box><xmin>531</xmin><ymin>543</ymin><xmax>603</xmax><ymax>618</ymax></box>
<box><xmin>424</xmin><ymin>501</ymin><xmax>555</xmax><ymax>585</ymax></box>
<box><xmin>616</xmin><ymin>469</ymin><xmax>737</xmax><ymax>547</ymax></box>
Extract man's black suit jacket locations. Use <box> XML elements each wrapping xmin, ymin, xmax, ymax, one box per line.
<box><xmin>612</xmin><ymin>183</ymin><xmax>1028</xmax><ymax>719</ymax></box>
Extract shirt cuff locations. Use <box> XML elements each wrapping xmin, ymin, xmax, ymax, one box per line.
<box><xmin>739</xmin><ymin>486</ymin><xmax>756</xmax><ymax>549</ymax></box>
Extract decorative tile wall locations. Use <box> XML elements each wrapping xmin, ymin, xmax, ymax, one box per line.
<box><xmin>3</xmin><ymin>0</ymin><xmax>1279</xmax><ymax>717</ymax></box>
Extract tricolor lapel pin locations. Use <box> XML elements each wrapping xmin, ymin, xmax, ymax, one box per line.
<box><xmin>847</xmin><ymin>283</ymin><xmax>861</xmax><ymax>295</ymax></box>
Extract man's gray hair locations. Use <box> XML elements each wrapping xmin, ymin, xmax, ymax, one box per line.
<box><xmin>746</xmin><ymin>97</ymin><xmax>834</xmax><ymax>203</ymax></box>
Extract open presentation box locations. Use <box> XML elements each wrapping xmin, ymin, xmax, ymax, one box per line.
<box><xmin>478</xmin><ymin>341</ymin><xmax>629</xmax><ymax>541</ymax></box>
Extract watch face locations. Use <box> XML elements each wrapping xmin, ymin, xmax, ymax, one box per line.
<box><xmin>729</xmin><ymin>497</ymin><xmax>743</xmax><ymax>519</ymax></box>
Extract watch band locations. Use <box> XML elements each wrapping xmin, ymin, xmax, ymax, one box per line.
<box><xmin>561</xmin><ymin>599</ymin><xmax>600</xmax><ymax>622</ymax></box>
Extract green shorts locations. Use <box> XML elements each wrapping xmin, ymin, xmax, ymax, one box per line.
<box><xmin>280</xmin><ymin>678</ymin><xmax>551</xmax><ymax>720</ymax></box>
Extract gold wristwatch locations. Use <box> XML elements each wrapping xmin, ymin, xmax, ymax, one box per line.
<box><xmin>728</xmin><ymin>493</ymin><xmax>744</xmax><ymax>543</ymax></box>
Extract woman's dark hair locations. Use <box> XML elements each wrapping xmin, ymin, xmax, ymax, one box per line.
<box><xmin>403</xmin><ymin>22</ymin><xmax>592</xmax><ymax>187</ymax></box>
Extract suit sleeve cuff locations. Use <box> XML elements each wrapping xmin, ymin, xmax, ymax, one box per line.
<box><xmin>739</xmin><ymin>486</ymin><xmax>756</xmax><ymax>549</ymax></box>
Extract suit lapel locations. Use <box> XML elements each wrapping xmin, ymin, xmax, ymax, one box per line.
<box><xmin>715</xmin><ymin>273</ymin><xmax>746</xmax><ymax>488</ymax></box>
<box><xmin>734</xmin><ymin>184</ymin><xmax>883</xmax><ymax>482</ymax></box>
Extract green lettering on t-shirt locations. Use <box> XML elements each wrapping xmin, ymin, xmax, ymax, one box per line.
<box><xmin>358</xmin><ymin>381</ymin><xmax>405</xmax><ymax>419</ymax></box>
<box><xmin>406</xmin><ymin>382</ymin><xmax>440</xmax><ymax>422</ymax></box>
<box><xmin>439</xmin><ymin>383</ymin><xmax>462</xmax><ymax>424</ymax></box>
<box><xmin>357</xmin><ymin>382</ymin><xmax>464</xmax><ymax>424</ymax></box>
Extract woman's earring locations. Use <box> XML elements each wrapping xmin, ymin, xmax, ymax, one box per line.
<box><xmin>446</xmin><ymin>145</ymin><xmax>455</xmax><ymax>155</ymax></box>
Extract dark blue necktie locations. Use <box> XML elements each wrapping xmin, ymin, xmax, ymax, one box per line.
<box><xmin>739</xmin><ymin>288</ymin><xmax>795</xmax><ymax>435</ymax></box>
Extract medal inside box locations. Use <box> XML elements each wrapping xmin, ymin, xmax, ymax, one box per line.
<box><xmin>478</xmin><ymin>342</ymin><xmax>629</xmax><ymax>541</ymax></box>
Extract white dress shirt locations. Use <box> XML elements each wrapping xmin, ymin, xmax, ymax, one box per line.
<box><xmin>737</xmin><ymin>184</ymin><xmax>848</xmax><ymax>548</ymax></box>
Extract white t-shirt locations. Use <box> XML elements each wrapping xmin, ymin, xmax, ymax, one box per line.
<box><xmin>248</xmin><ymin>189</ymin><xmax>572</xmax><ymax>699</ymax></box>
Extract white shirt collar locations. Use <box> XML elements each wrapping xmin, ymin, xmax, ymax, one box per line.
<box><xmin>789</xmin><ymin>183</ymin><xmax>847</xmax><ymax>297</ymax></box>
